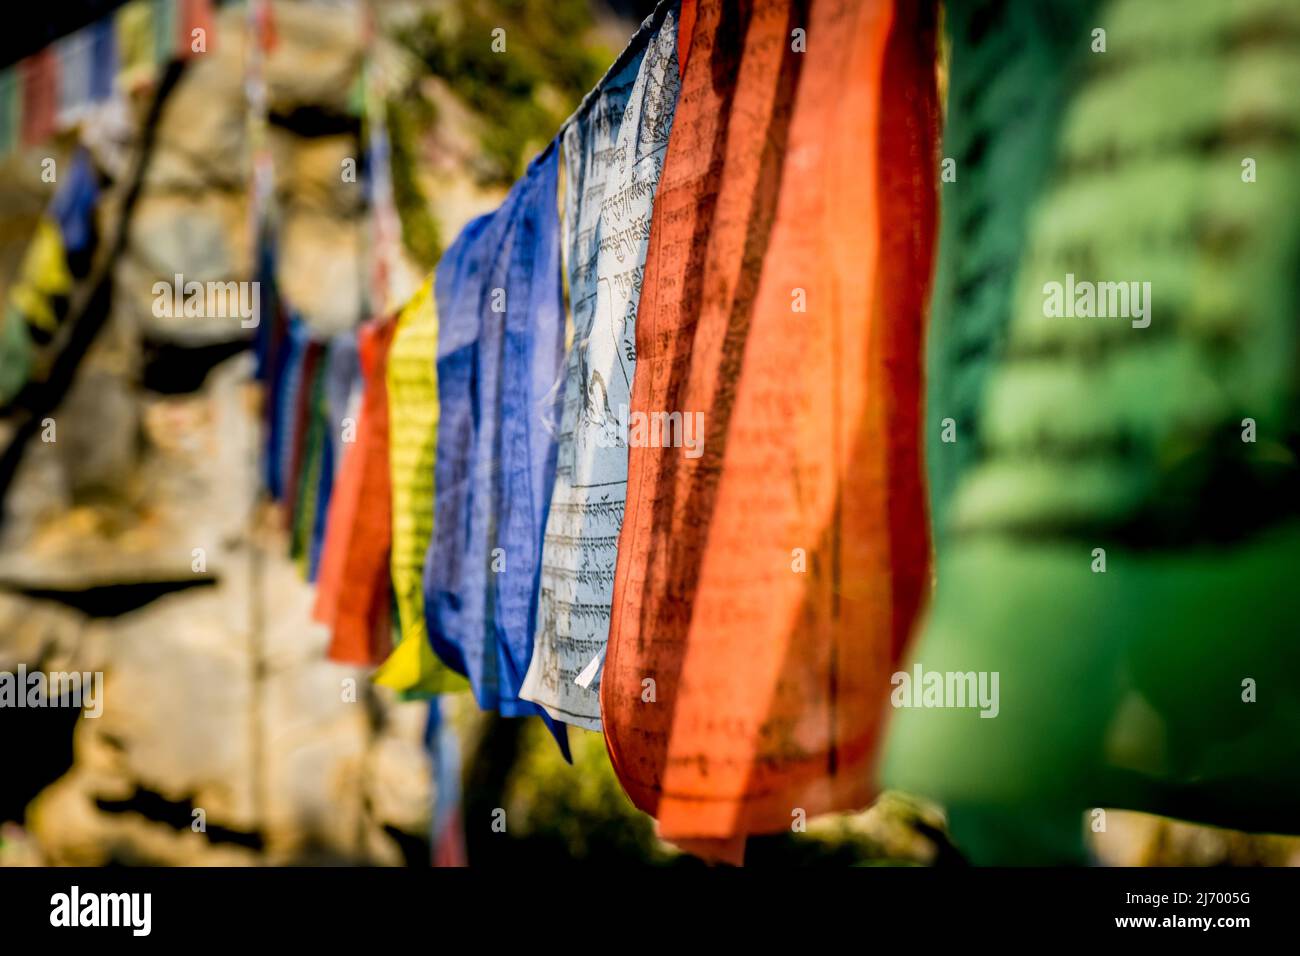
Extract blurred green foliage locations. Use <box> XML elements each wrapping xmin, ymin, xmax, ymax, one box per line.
<box><xmin>386</xmin><ymin>97</ymin><xmax>443</xmax><ymax>270</ymax></box>
<box><xmin>397</xmin><ymin>0</ymin><xmax>616</xmax><ymax>186</ymax></box>
<box><xmin>503</xmin><ymin>720</ymin><xmax>685</xmax><ymax>864</ymax></box>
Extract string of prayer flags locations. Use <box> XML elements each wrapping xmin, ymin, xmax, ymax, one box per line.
<box><xmin>224</xmin><ymin>0</ymin><xmax>1300</xmax><ymax>868</ymax></box>
<box><xmin>601</xmin><ymin>0</ymin><xmax>939</xmax><ymax>863</ymax></box>
<box><xmin>520</xmin><ymin>0</ymin><xmax>682</xmax><ymax>733</ymax></box>
<box><xmin>0</xmin><ymin>0</ymin><xmax>213</xmax><ymax>160</ymax></box>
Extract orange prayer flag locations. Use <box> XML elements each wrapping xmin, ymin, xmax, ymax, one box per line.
<box><xmin>316</xmin><ymin>316</ymin><xmax>397</xmax><ymax>666</ymax></box>
<box><xmin>313</xmin><ymin>405</ymin><xmax>362</xmax><ymax>634</ymax></box>
<box><xmin>601</xmin><ymin>0</ymin><xmax>938</xmax><ymax>863</ymax></box>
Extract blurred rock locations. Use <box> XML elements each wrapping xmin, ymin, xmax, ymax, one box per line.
<box><xmin>273</xmin><ymin>130</ymin><xmax>365</xmax><ymax>219</ymax></box>
<box><xmin>265</xmin><ymin>1</ymin><xmax>365</xmax><ymax>116</ymax></box>
<box><xmin>144</xmin><ymin>27</ymin><xmax>248</xmax><ymax>194</ymax></box>
<box><xmin>16</xmin><ymin>552</ymin><xmax>431</xmax><ymax>866</ymax></box>
<box><xmin>0</xmin><ymin>592</ymin><xmax>85</xmax><ymax>672</ymax></box>
<box><xmin>119</xmin><ymin>193</ymin><xmax>255</xmax><ymax>345</ymax></box>
<box><xmin>278</xmin><ymin>210</ymin><xmax>366</xmax><ymax>336</ymax></box>
<box><xmin>1092</xmin><ymin>810</ymin><xmax>1300</xmax><ymax>867</ymax></box>
<box><xmin>0</xmin><ymin>353</ymin><xmax>256</xmax><ymax>589</ymax></box>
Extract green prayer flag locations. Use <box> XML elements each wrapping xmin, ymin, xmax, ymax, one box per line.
<box><xmin>885</xmin><ymin>0</ymin><xmax>1300</xmax><ymax>863</ymax></box>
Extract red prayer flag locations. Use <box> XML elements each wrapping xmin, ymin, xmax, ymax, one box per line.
<box><xmin>20</xmin><ymin>50</ymin><xmax>59</xmax><ymax>147</ymax></box>
<box><xmin>601</xmin><ymin>0</ymin><xmax>939</xmax><ymax>863</ymax></box>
